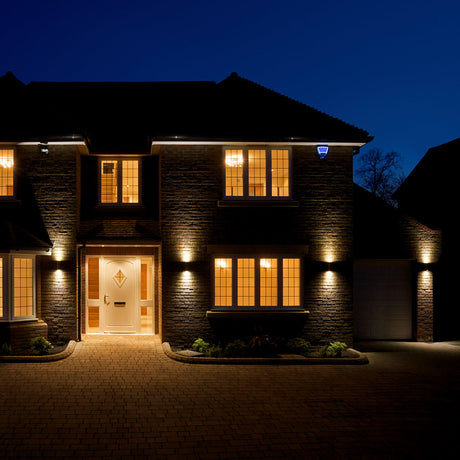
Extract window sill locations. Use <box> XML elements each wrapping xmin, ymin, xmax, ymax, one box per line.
<box><xmin>217</xmin><ymin>200</ymin><xmax>299</xmax><ymax>208</ymax></box>
<box><xmin>0</xmin><ymin>199</ymin><xmax>21</xmax><ymax>207</ymax></box>
<box><xmin>206</xmin><ymin>310</ymin><xmax>309</xmax><ymax>319</ymax></box>
<box><xmin>94</xmin><ymin>205</ymin><xmax>146</xmax><ymax>213</ymax></box>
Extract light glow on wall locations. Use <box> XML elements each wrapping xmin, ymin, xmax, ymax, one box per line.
<box><xmin>181</xmin><ymin>250</ymin><xmax>192</xmax><ymax>263</ymax></box>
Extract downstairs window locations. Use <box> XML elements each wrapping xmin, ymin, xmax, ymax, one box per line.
<box><xmin>213</xmin><ymin>256</ymin><xmax>301</xmax><ymax>309</ymax></box>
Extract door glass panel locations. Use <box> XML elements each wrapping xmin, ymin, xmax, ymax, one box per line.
<box><xmin>87</xmin><ymin>257</ymin><xmax>99</xmax><ymax>300</ymax></box>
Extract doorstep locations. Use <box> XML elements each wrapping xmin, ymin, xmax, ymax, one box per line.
<box><xmin>162</xmin><ymin>342</ymin><xmax>369</xmax><ymax>365</ymax></box>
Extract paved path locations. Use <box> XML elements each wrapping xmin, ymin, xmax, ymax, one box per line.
<box><xmin>1</xmin><ymin>335</ymin><xmax>459</xmax><ymax>459</ymax></box>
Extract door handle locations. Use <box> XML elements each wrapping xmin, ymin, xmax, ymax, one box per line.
<box><xmin>104</xmin><ymin>294</ymin><xmax>110</xmax><ymax>305</ymax></box>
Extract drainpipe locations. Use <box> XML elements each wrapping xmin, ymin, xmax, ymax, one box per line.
<box><xmin>76</xmin><ymin>243</ymin><xmax>85</xmax><ymax>341</ymax></box>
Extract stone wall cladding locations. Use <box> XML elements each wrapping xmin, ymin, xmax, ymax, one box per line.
<box><xmin>160</xmin><ymin>145</ymin><xmax>355</xmax><ymax>348</ymax></box>
<box><xmin>16</xmin><ymin>145</ymin><xmax>78</xmax><ymax>344</ymax></box>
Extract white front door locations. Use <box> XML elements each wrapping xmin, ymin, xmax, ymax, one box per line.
<box><xmin>102</xmin><ymin>257</ymin><xmax>138</xmax><ymax>333</ymax></box>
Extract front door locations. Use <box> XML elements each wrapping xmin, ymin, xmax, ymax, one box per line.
<box><xmin>102</xmin><ymin>257</ymin><xmax>138</xmax><ymax>333</ymax></box>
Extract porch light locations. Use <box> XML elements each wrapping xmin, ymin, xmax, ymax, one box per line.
<box><xmin>316</xmin><ymin>145</ymin><xmax>329</xmax><ymax>159</ymax></box>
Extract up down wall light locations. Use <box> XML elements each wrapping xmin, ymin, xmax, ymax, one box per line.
<box><xmin>317</xmin><ymin>145</ymin><xmax>329</xmax><ymax>159</ymax></box>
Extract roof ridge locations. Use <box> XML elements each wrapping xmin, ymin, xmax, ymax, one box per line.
<box><xmin>221</xmin><ymin>72</ymin><xmax>371</xmax><ymax>137</ymax></box>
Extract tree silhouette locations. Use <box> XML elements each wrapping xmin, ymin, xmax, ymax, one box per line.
<box><xmin>355</xmin><ymin>148</ymin><xmax>405</xmax><ymax>205</ymax></box>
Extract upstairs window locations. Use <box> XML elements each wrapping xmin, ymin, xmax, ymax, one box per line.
<box><xmin>100</xmin><ymin>159</ymin><xmax>140</xmax><ymax>205</ymax></box>
<box><xmin>0</xmin><ymin>148</ymin><xmax>14</xmax><ymax>197</ymax></box>
<box><xmin>224</xmin><ymin>148</ymin><xmax>291</xmax><ymax>199</ymax></box>
<box><xmin>213</xmin><ymin>256</ymin><xmax>301</xmax><ymax>309</ymax></box>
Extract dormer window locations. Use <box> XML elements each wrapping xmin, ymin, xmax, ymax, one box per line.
<box><xmin>0</xmin><ymin>148</ymin><xmax>14</xmax><ymax>197</ymax></box>
<box><xmin>224</xmin><ymin>147</ymin><xmax>291</xmax><ymax>199</ymax></box>
<box><xmin>99</xmin><ymin>159</ymin><xmax>140</xmax><ymax>205</ymax></box>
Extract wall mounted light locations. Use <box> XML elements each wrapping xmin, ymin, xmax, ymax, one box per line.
<box><xmin>316</xmin><ymin>145</ymin><xmax>329</xmax><ymax>159</ymax></box>
<box><xmin>39</xmin><ymin>142</ymin><xmax>49</xmax><ymax>154</ymax></box>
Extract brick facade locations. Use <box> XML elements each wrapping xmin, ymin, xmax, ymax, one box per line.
<box><xmin>161</xmin><ymin>145</ymin><xmax>355</xmax><ymax>347</ymax></box>
<box><xmin>16</xmin><ymin>144</ymin><xmax>79</xmax><ymax>344</ymax></box>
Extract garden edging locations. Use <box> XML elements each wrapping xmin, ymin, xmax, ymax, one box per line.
<box><xmin>162</xmin><ymin>342</ymin><xmax>369</xmax><ymax>364</ymax></box>
<box><xmin>0</xmin><ymin>340</ymin><xmax>77</xmax><ymax>363</ymax></box>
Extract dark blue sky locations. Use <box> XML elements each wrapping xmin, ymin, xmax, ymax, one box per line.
<box><xmin>2</xmin><ymin>0</ymin><xmax>459</xmax><ymax>176</ymax></box>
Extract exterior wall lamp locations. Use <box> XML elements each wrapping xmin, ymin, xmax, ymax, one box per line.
<box><xmin>39</xmin><ymin>142</ymin><xmax>49</xmax><ymax>154</ymax></box>
<box><xmin>316</xmin><ymin>145</ymin><xmax>329</xmax><ymax>159</ymax></box>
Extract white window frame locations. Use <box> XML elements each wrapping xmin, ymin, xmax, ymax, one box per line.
<box><xmin>212</xmin><ymin>255</ymin><xmax>302</xmax><ymax>310</ymax></box>
<box><xmin>98</xmin><ymin>157</ymin><xmax>142</xmax><ymax>206</ymax></box>
<box><xmin>223</xmin><ymin>146</ymin><xmax>292</xmax><ymax>200</ymax></box>
<box><xmin>0</xmin><ymin>254</ymin><xmax>36</xmax><ymax>322</ymax></box>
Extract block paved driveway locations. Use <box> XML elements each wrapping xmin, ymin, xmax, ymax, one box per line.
<box><xmin>1</xmin><ymin>335</ymin><xmax>460</xmax><ymax>459</ymax></box>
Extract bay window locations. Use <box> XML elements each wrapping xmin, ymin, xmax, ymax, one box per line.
<box><xmin>0</xmin><ymin>254</ymin><xmax>36</xmax><ymax>321</ymax></box>
<box><xmin>224</xmin><ymin>147</ymin><xmax>291</xmax><ymax>199</ymax></box>
<box><xmin>213</xmin><ymin>256</ymin><xmax>301</xmax><ymax>309</ymax></box>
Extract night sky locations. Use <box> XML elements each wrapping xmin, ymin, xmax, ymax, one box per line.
<box><xmin>2</xmin><ymin>0</ymin><xmax>459</xmax><ymax>176</ymax></box>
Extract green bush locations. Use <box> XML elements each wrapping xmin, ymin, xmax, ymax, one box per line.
<box><xmin>206</xmin><ymin>345</ymin><xmax>223</xmax><ymax>358</ymax></box>
<box><xmin>224</xmin><ymin>339</ymin><xmax>248</xmax><ymax>357</ymax></box>
<box><xmin>192</xmin><ymin>338</ymin><xmax>211</xmax><ymax>354</ymax></box>
<box><xmin>285</xmin><ymin>337</ymin><xmax>311</xmax><ymax>355</ymax></box>
<box><xmin>320</xmin><ymin>341</ymin><xmax>348</xmax><ymax>358</ymax></box>
<box><xmin>30</xmin><ymin>336</ymin><xmax>53</xmax><ymax>355</ymax></box>
<box><xmin>0</xmin><ymin>342</ymin><xmax>12</xmax><ymax>356</ymax></box>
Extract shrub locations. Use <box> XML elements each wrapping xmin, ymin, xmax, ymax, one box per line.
<box><xmin>192</xmin><ymin>338</ymin><xmax>211</xmax><ymax>354</ymax></box>
<box><xmin>224</xmin><ymin>339</ymin><xmax>248</xmax><ymax>357</ymax></box>
<box><xmin>206</xmin><ymin>345</ymin><xmax>223</xmax><ymax>358</ymax></box>
<box><xmin>30</xmin><ymin>336</ymin><xmax>53</xmax><ymax>355</ymax></box>
<box><xmin>320</xmin><ymin>341</ymin><xmax>348</xmax><ymax>358</ymax></box>
<box><xmin>248</xmin><ymin>326</ymin><xmax>278</xmax><ymax>356</ymax></box>
<box><xmin>0</xmin><ymin>342</ymin><xmax>12</xmax><ymax>356</ymax></box>
<box><xmin>285</xmin><ymin>338</ymin><xmax>311</xmax><ymax>355</ymax></box>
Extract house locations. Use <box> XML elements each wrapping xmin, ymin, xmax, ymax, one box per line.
<box><xmin>0</xmin><ymin>71</ymin><xmax>440</xmax><ymax>353</ymax></box>
<box><xmin>394</xmin><ymin>138</ymin><xmax>460</xmax><ymax>340</ymax></box>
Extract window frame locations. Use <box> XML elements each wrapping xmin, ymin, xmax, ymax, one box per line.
<box><xmin>212</xmin><ymin>255</ymin><xmax>303</xmax><ymax>310</ymax></box>
<box><xmin>0</xmin><ymin>147</ymin><xmax>16</xmax><ymax>199</ymax></box>
<box><xmin>98</xmin><ymin>157</ymin><xmax>142</xmax><ymax>206</ymax></box>
<box><xmin>0</xmin><ymin>254</ymin><xmax>36</xmax><ymax>322</ymax></box>
<box><xmin>222</xmin><ymin>146</ymin><xmax>292</xmax><ymax>200</ymax></box>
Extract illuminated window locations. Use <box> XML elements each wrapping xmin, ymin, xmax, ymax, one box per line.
<box><xmin>225</xmin><ymin>150</ymin><xmax>244</xmax><ymax>196</ymax></box>
<box><xmin>283</xmin><ymin>258</ymin><xmax>300</xmax><ymax>306</ymax></box>
<box><xmin>14</xmin><ymin>258</ymin><xmax>33</xmax><ymax>317</ymax></box>
<box><xmin>215</xmin><ymin>258</ymin><xmax>232</xmax><ymax>306</ymax></box>
<box><xmin>213</xmin><ymin>256</ymin><xmax>301</xmax><ymax>308</ymax></box>
<box><xmin>260</xmin><ymin>258</ymin><xmax>277</xmax><ymax>306</ymax></box>
<box><xmin>248</xmin><ymin>150</ymin><xmax>266</xmax><ymax>196</ymax></box>
<box><xmin>0</xmin><ymin>148</ymin><xmax>14</xmax><ymax>197</ymax></box>
<box><xmin>237</xmin><ymin>258</ymin><xmax>255</xmax><ymax>306</ymax></box>
<box><xmin>224</xmin><ymin>147</ymin><xmax>291</xmax><ymax>199</ymax></box>
<box><xmin>0</xmin><ymin>258</ymin><xmax>3</xmax><ymax>317</ymax></box>
<box><xmin>271</xmin><ymin>149</ymin><xmax>290</xmax><ymax>197</ymax></box>
<box><xmin>100</xmin><ymin>159</ymin><xmax>140</xmax><ymax>204</ymax></box>
<box><xmin>0</xmin><ymin>254</ymin><xmax>36</xmax><ymax>321</ymax></box>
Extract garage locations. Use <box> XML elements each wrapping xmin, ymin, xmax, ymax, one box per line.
<box><xmin>354</xmin><ymin>260</ymin><xmax>413</xmax><ymax>340</ymax></box>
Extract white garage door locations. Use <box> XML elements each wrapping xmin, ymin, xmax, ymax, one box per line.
<box><xmin>354</xmin><ymin>260</ymin><xmax>413</xmax><ymax>340</ymax></box>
